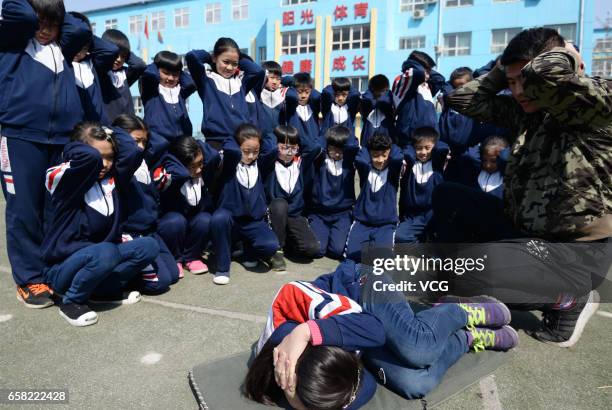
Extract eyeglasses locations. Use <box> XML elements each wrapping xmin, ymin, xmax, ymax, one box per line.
<box><xmin>279</xmin><ymin>145</ymin><xmax>299</xmax><ymax>154</ymax></box>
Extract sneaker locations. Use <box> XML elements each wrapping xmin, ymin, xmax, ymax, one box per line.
<box><xmin>59</xmin><ymin>303</ymin><xmax>98</xmax><ymax>327</ymax></box>
<box><xmin>213</xmin><ymin>273</ymin><xmax>230</xmax><ymax>285</ymax></box>
<box><xmin>185</xmin><ymin>260</ymin><xmax>209</xmax><ymax>275</ymax></box>
<box><xmin>177</xmin><ymin>263</ymin><xmax>184</xmax><ymax>279</ymax></box>
<box><xmin>457</xmin><ymin>296</ymin><xmax>511</xmax><ymax>328</ymax></box>
<box><xmin>530</xmin><ymin>290</ymin><xmax>600</xmax><ymax>348</ymax></box>
<box><xmin>266</xmin><ymin>251</ymin><xmax>287</xmax><ymax>272</ymax></box>
<box><xmin>16</xmin><ymin>284</ymin><xmax>54</xmax><ymax>309</ymax></box>
<box><xmin>242</xmin><ymin>260</ymin><xmax>259</xmax><ymax>269</ymax></box>
<box><xmin>89</xmin><ymin>290</ymin><xmax>142</xmax><ymax>305</ymax></box>
<box><xmin>467</xmin><ymin>325</ymin><xmax>519</xmax><ymax>352</ymax></box>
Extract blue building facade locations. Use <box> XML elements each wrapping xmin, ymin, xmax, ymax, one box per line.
<box><xmin>82</xmin><ymin>0</ymin><xmax>597</xmax><ymax>135</ymax></box>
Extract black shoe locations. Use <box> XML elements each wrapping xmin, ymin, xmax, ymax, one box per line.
<box><xmin>89</xmin><ymin>291</ymin><xmax>142</xmax><ymax>305</ymax></box>
<box><xmin>16</xmin><ymin>284</ymin><xmax>54</xmax><ymax>309</ymax></box>
<box><xmin>529</xmin><ymin>291</ymin><xmax>600</xmax><ymax>347</ymax></box>
<box><xmin>267</xmin><ymin>251</ymin><xmax>287</xmax><ymax>272</ymax></box>
<box><xmin>59</xmin><ymin>303</ymin><xmax>98</xmax><ymax>327</ymax></box>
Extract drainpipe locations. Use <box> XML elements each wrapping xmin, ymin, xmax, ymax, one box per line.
<box><xmin>436</xmin><ymin>0</ymin><xmax>443</xmax><ymax>66</ymax></box>
<box><xmin>578</xmin><ymin>0</ymin><xmax>585</xmax><ymax>51</ymax></box>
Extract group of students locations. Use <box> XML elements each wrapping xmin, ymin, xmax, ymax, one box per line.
<box><xmin>1</xmin><ymin>0</ymin><xmax>511</xmax><ymax>329</ymax></box>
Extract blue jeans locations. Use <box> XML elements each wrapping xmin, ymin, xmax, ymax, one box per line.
<box><xmin>44</xmin><ymin>238</ymin><xmax>159</xmax><ymax>304</ymax></box>
<box><xmin>361</xmin><ymin>272</ymin><xmax>469</xmax><ymax>399</ymax></box>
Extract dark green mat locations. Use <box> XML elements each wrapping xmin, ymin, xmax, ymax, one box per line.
<box><xmin>189</xmin><ymin>349</ymin><xmax>512</xmax><ymax>409</ymax></box>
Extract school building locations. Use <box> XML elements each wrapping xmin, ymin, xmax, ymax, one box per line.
<box><xmin>81</xmin><ymin>0</ymin><xmax>599</xmax><ymax>133</ymax></box>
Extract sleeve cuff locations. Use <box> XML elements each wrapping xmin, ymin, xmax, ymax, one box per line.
<box><xmin>307</xmin><ymin>320</ymin><xmax>323</xmax><ymax>346</ymax></box>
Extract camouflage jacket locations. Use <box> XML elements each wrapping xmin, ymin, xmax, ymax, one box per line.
<box><xmin>445</xmin><ymin>48</ymin><xmax>612</xmax><ymax>241</ymax></box>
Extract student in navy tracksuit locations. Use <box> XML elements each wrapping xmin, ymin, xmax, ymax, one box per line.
<box><xmin>264</xmin><ymin>125</ymin><xmax>321</xmax><ymax>270</ymax></box>
<box><xmin>0</xmin><ymin>0</ymin><xmax>91</xmax><ymax>308</ymax></box>
<box><xmin>42</xmin><ymin>123</ymin><xmax>158</xmax><ymax>326</ymax></box>
<box><xmin>209</xmin><ymin>124</ymin><xmax>279</xmax><ymax>285</ymax></box>
<box><xmin>259</xmin><ymin>61</ymin><xmax>287</xmax><ymax>130</ymax></box>
<box><xmin>345</xmin><ymin>133</ymin><xmax>404</xmax><ymax>262</ymax></box>
<box><xmin>308</xmin><ymin>125</ymin><xmax>358</xmax><ymax>259</ymax></box>
<box><xmin>185</xmin><ymin>37</ymin><xmax>265</xmax><ymax>151</ymax></box>
<box><xmin>140</xmin><ymin>51</ymin><xmax>196</xmax><ymax>143</ymax></box>
<box><xmin>393</xmin><ymin>56</ymin><xmax>438</xmax><ymax>148</ymax></box>
<box><xmin>360</xmin><ymin>74</ymin><xmax>396</xmax><ymax>146</ymax></box>
<box><xmin>154</xmin><ymin>136</ymin><xmax>217</xmax><ymax>278</ymax></box>
<box><xmin>280</xmin><ymin>72</ymin><xmax>321</xmax><ymax>144</ymax></box>
<box><xmin>319</xmin><ymin>77</ymin><xmax>360</xmax><ymax>138</ymax></box>
<box><xmin>112</xmin><ymin>114</ymin><xmax>179</xmax><ymax>294</ymax></box>
<box><xmin>245</xmin><ymin>260</ymin><xmax>517</xmax><ymax>408</ymax></box>
<box><xmin>69</xmin><ymin>12</ymin><xmax>119</xmax><ymax>126</ymax></box>
<box><xmin>98</xmin><ymin>29</ymin><xmax>146</xmax><ymax>122</ymax></box>
<box><xmin>453</xmin><ymin>136</ymin><xmax>509</xmax><ymax>200</ymax></box>
<box><xmin>396</xmin><ymin>127</ymin><xmax>449</xmax><ymax>244</ymax></box>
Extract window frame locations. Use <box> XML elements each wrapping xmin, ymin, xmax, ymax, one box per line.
<box><xmin>205</xmin><ymin>3</ymin><xmax>222</xmax><ymax>24</ymax></box>
<box><xmin>281</xmin><ymin>29</ymin><xmax>316</xmax><ymax>55</ymax></box>
<box><xmin>443</xmin><ymin>32</ymin><xmax>472</xmax><ymax>56</ymax></box>
<box><xmin>151</xmin><ymin>11</ymin><xmax>166</xmax><ymax>31</ymax></box>
<box><xmin>332</xmin><ymin>24</ymin><xmax>371</xmax><ymax>51</ymax></box>
<box><xmin>231</xmin><ymin>0</ymin><xmax>249</xmax><ymax>21</ymax></box>
<box><xmin>174</xmin><ymin>7</ymin><xmax>190</xmax><ymax>28</ymax></box>
<box><xmin>399</xmin><ymin>35</ymin><xmax>426</xmax><ymax>50</ymax></box>
<box><xmin>490</xmin><ymin>27</ymin><xmax>522</xmax><ymax>54</ymax></box>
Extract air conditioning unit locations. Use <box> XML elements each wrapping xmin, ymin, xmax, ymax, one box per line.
<box><xmin>412</xmin><ymin>9</ymin><xmax>425</xmax><ymax>19</ymax></box>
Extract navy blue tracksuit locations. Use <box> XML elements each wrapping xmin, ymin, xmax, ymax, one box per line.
<box><xmin>396</xmin><ymin>142</ymin><xmax>449</xmax><ymax>243</ymax></box>
<box><xmin>0</xmin><ymin>0</ymin><xmax>90</xmax><ymax>286</ymax></box>
<box><xmin>281</xmin><ymin>87</ymin><xmax>321</xmax><ymax>144</ymax></box>
<box><xmin>319</xmin><ymin>85</ymin><xmax>360</xmax><ymax>137</ymax></box>
<box><xmin>360</xmin><ymin>90</ymin><xmax>397</xmax><ymax>146</ymax></box>
<box><xmin>346</xmin><ymin>145</ymin><xmax>404</xmax><ymax>262</ymax></box>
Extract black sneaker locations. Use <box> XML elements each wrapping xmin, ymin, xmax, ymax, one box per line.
<box><xmin>59</xmin><ymin>303</ymin><xmax>98</xmax><ymax>327</ymax></box>
<box><xmin>267</xmin><ymin>251</ymin><xmax>287</xmax><ymax>272</ymax></box>
<box><xmin>529</xmin><ymin>291</ymin><xmax>600</xmax><ymax>347</ymax></box>
<box><xmin>16</xmin><ymin>284</ymin><xmax>54</xmax><ymax>309</ymax></box>
<box><xmin>89</xmin><ymin>290</ymin><xmax>142</xmax><ymax>305</ymax></box>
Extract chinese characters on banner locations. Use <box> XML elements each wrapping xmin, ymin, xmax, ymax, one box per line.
<box><xmin>282</xmin><ymin>61</ymin><xmax>294</xmax><ymax>74</ymax></box>
<box><xmin>282</xmin><ymin>3</ymin><xmax>368</xmax><ymax>26</ymax></box>
<box><xmin>332</xmin><ymin>55</ymin><xmax>367</xmax><ymax>71</ymax></box>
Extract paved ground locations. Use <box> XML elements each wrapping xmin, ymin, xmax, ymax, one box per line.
<box><xmin>0</xmin><ymin>198</ymin><xmax>610</xmax><ymax>409</ymax></box>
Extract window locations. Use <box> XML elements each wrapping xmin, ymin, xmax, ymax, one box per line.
<box><xmin>129</xmin><ymin>15</ymin><xmax>143</xmax><ymax>35</ymax></box>
<box><xmin>151</xmin><ymin>11</ymin><xmax>166</xmax><ymax>31</ymax></box>
<box><xmin>400</xmin><ymin>0</ymin><xmax>427</xmax><ymax>13</ymax></box>
<box><xmin>332</xmin><ymin>24</ymin><xmax>370</xmax><ymax>50</ymax></box>
<box><xmin>332</xmin><ymin>76</ymin><xmax>369</xmax><ymax>92</ymax></box>
<box><xmin>281</xmin><ymin>30</ymin><xmax>315</xmax><ymax>54</ymax></box>
<box><xmin>232</xmin><ymin>0</ymin><xmax>248</xmax><ymax>21</ymax></box>
<box><xmin>446</xmin><ymin>0</ymin><xmax>473</xmax><ymax>6</ymax></box>
<box><xmin>594</xmin><ymin>37</ymin><xmax>612</xmax><ymax>53</ymax></box>
<box><xmin>133</xmin><ymin>97</ymin><xmax>143</xmax><ymax>116</ymax></box>
<box><xmin>205</xmin><ymin>3</ymin><xmax>222</xmax><ymax>24</ymax></box>
<box><xmin>544</xmin><ymin>23</ymin><xmax>577</xmax><ymax>43</ymax></box>
<box><xmin>105</xmin><ymin>19</ymin><xmax>118</xmax><ymax>30</ymax></box>
<box><xmin>491</xmin><ymin>27</ymin><xmax>521</xmax><ymax>53</ymax></box>
<box><xmin>258</xmin><ymin>46</ymin><xmax>267</xmax><ymax>62</ymax></box>
<box><xmin>91</xmin><ymin>22</ymin><xmax>97</xmax><ymax>34</ymax></box>
<box><xmin>592</xmin><ymin>59</ymin><xmax>612</xmax><ymax>78</ymax></box>
<box><xmin>443</xmin><ymin>32</ymin><xmax>471</xmax><ymax>56</ymax></box>
<box><xmin>282</xmin><ymin>0</ymin><xmax>316</xmax><ymax>5</ymax></box>
<box><xmin>175</xmin><ymin>7</ymin><xmax>190</xmax><ymax>28</ymax></box>
<box><xmin>399</xmin><ymin>36</ymin><xmax>426</xmax><ymax>49</ymax></box>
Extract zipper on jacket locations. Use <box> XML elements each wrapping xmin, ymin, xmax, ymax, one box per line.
<box><xmin>48</xmin><ymin>43</ymin><xmax>60</xmax><ymax>140</ymax></box>
<box><xmin>99</xmin><ymin>181</ymin><xmax>111</xmax><ymax>217</ymax></box>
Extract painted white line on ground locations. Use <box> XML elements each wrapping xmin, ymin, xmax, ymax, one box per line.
<box><xmin>142</xmin><ymin>297</ymin><xmax>267</xmax><ymax>324</ymax></box>
<box><xmin>596</xmin><ymin>311</ymin><xmax>612</xmax><ymax>319</ymax></box>
<box><xmin>141</xmin><ymin>352</ymin><xmax>163</xmax><ymax>365</ymax></box>
<box><xmin>0</xmin><ymin>314</ymin><xmax>13</xmax><ymax>322</ymax></box>
<box><xmin>479</xmin><ymin>375</ymin><xmax>503</xmax><ymax>410</ymax></box>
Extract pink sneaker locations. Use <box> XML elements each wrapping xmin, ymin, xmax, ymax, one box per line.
<box><xmin>177</xmin><ymin>263</ymin><xmax>184</xmax><ymax>279</ymax></box>
<box><xmin>185</xmin><ymin>260</ymin><xmax>209</xmax><ymax>275</ymax></box>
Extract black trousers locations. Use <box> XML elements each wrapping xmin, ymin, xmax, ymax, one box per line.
<box><xmin>268</xmin><ymin>198</ymin><xmax>320</xmax><ymax>259</ymax></box>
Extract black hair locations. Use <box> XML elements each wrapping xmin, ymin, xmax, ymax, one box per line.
<box><xmin>245</xmin><ymin>340</ymin><xmax>360</xmax><ymax>410</ymax></box>
<box><xmin>413</xmin><ymin>127</ymin><xmax>439</xmax><ymax>144</ymax></box>
<box><xmin>28</xmin><ymin>0</ymin><xmax>65</xmax><ymax>25</ymax></box>
<box><xmin>273</xmin><ymin>125</ymin><xmax>299</xmax><ymax>146</ymax></box>
<box><xmin>367</xmin><ymin>132</ymin><xmax>392</xmax><ymax>152</ymax></box>
<box><xmin>450</xmin><ymin>67</ymin><xmax>473</xmax><ymax>84</ymax></box>
<box><xmin>112</xmin><ymin>114</ymin><xmax>148</xmax><ymax>135</ymax></box>
<box><xmin>409</xmin><ymin>50</ymin><xmax>436</xmax><ymax>71</ymax></box>
<box><xmin>213</xmin><ymin>37</ymin><xmax>240</xmax><ymax>57</ymax></box>
<box><xmin>262</xmin><ymin>61</ymin><xmax>282</xmax><ymax>77</ymax></box>
<box><xmin>331</xmin><ymin>77</ymin><xmax>351</xmax><ymax>93</ymax></box>
<box><xmin>480</xmin><ymin>135</ymin><xmax>509</xmax><ymax>156</ymax></box>
<box><xmin>154</xmin><ymin>51</ymin><xmax>183</xmax><ymax>73</ymax></box>
<box><xmin>235</xmin><ymin>123</ymin><xmax>262</xmax><ymax>146</ymax></box>
<box><xmin>500</xmin><ymin>27</ymin><xmax>565</xmax><ymax>66</ymax></box>
<box><xmin>168</xmin><ymin>136</ymin><xmax>201</xmax><ymax>168</ymax></box>
<box><xmin>69</xmin><ymin>11</ymin><xmax>91</xmax><ymax>30</ymax></box>
<box><xmin>293</xmin><ymin>72</ymin><xmax>313</xmax><ymax>89</ymax></box>
<box><xmin>71</xmin><ymin>121</ymin><xmax>116</xmax><ymax>153</ymax></box>
<box><xmin>102</xmin><ymin>29</ymin><xmax>130</xmax><ymax>57</ymax></box>
<box><xmin>368</xmin><ymin>74</ymin><xmax>390</xmax><ymax>94</ymax></box>
<box><xmin>325</xmin><ymin>125</ymin><xmax>350</xmax><ymax>149</ymax></box>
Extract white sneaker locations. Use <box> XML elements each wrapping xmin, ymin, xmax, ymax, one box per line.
<box><xmin>213</xmin><ymin>274</ymin><xmax>230</xmax><ymax>285</ymax></box>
